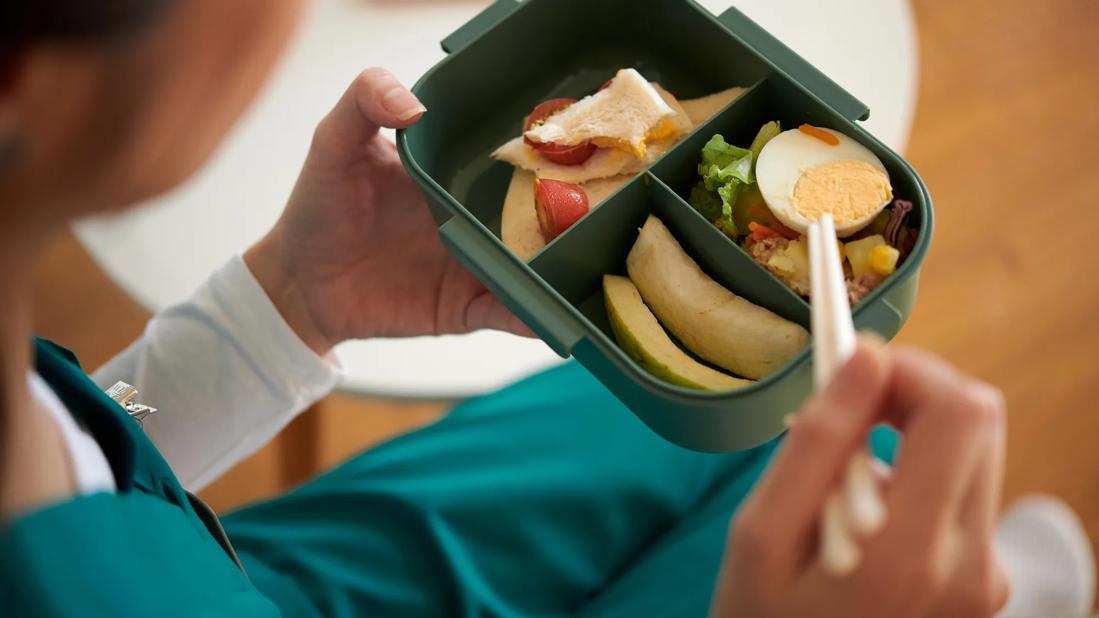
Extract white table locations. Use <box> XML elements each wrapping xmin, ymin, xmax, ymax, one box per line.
<box><xmin>75</xmin><ymin>0</ymin><xmax>918</xmax><ymax>399</ymax></box>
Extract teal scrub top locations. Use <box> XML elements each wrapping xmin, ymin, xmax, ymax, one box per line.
<box><xmin>1</xmin><ymin>339</ymin><xmax>899</xmax><ymax>617</ymax></box>
<box><xmin>0</xmin><ymin>339</ymin><xmax>278</xmax><ymax>617</ymax></box>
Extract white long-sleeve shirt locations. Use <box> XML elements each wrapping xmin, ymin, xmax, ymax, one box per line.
<box><xmin>32</xmin><ymin>255</ymin><xmax>340</xmax><ymax>493</ymax></box>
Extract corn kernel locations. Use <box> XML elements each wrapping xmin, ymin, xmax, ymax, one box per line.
<box><xmin>836</xmin><ymin>240</ymin><xmax>847</xmax><ymax>264</ymax></box>
<box><xmin>870</xmin><ymin>245</ymin><xmax>900</xmax><ymax>276</ymax></box>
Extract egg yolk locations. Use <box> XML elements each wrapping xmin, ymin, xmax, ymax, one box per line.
<box><xmin>646</xmin><ymin>118</ymin><xmax>680</xmax><ymax>142</ymax></box>
<box><xmin>590</xmin><ymin>119</ymin><xmax>681</xmax><ymax>158</ymax></box>
<box><xmin>792</xmin><ymin>159</ymin><xmax>892</xmax><ymax>225</ymax></box>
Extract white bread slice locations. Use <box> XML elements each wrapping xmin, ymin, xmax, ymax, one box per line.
<box><xmin>492</xmin><ymin>83</ymin><xmax>693</xmax><ymax>185</ymax></box>
<box><xmin>679</xmin><ymin>87</ymin><xmax>746</xmax><ymax>127</ymax></box>
<box><xmin>524</xmin><ymin>69</ymin><xmax>676</xmax><ymax>156</ymax></box>
<box><xmin>501</xmin><ymin>171</ymin><xmax>631</xmax><ymax>261</ymax></box>
<box><xmin>653</xmin><ymin>83</ymin><xmax>693</xmax><ymax>137</ymax></box>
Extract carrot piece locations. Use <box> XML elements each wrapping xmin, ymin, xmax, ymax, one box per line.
<box><xmin>749</xmin><ymin>221</ymin><xmax>802</xmax><ymax>242</ymax></box>
<box><xmin>748</xmin><ymin>222</ymin><xmax>777</xmax><ymax>238</ymax></box>
<box><xmin>799</xmin><ymin>123</ymin><xmax>840</xmax><ymax>146</ymax></box>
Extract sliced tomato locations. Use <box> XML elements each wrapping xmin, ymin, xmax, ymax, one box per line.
<box><xmin>534</xmin><ymin>179</ymin><xmax>590</xmax><ymax>242</ymax></box>
<box><xmin>535</xmin><ymin>142</ymin><xmax>598</xmax><ymax>166</ymax></box>
<box><xmin>523</xmin><ymin>98</ymin><xmax>597</xmax><ymax>166</ymax></box>
<box><xmin>524</xmin><ymin>98</ymin><xmax>576</xmax><ymax>140</ymax></box>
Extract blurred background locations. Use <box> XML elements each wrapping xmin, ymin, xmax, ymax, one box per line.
<box><xmin>32</xmin><ymin>0</ymin><xmax>1099</xmax><ymax>583</ymax></box>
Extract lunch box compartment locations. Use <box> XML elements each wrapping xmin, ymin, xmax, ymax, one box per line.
<box><xmin>397</xmin><ymin>0</ymin><xmax>933</xmax><ymax>452</ymax></box>
<box><xmin>649</xmin><ymin>78</ymin><xmax>929</xmax><ymax>312</ymax></box>
<box><xmin>400</xmin><ymin>0</ymin><xmax>778</xmax><ymax>237</ymax></box>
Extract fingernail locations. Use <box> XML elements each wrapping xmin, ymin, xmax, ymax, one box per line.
<box><xmin>383</xmin><ymin>87</ymin><xmax>427</xmax><ymax>121</ymax></box>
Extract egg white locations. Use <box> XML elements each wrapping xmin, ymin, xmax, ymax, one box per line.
<box><xmin>756</xmin><ymin>127</ymin><xmax>891</xmax><ymax>237</ymax></box>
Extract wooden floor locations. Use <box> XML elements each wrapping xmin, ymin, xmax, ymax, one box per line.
<box><xmin>30</xmin><ymin>0</ymin><xmax>1099</xmax><ymax>576</ymax></box>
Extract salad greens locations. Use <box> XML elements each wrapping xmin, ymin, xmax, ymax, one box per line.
<box><xmin>687</xmin><ymin>122</ymin><xmax>781</xmax><ymax>238</ymax></box>
<box><xmin>748</xmin><ymin>120</ymin><xmax>782</xmax><ymax>161</ymax></box>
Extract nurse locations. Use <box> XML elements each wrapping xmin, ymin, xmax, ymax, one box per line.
<box><xmin>0</xmin><ymin>1</ymin><xmax>1086</xmax><ymax>617</ymax></box>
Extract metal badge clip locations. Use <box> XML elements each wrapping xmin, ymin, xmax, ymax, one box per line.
<box><xmin>105</xmin><ymin>381</ymin><xmax>158</xmax><ymax>427</ymax></box>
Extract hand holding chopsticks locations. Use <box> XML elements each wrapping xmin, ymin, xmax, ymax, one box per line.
<box><xmin>807</xmin><ymin>214</ymin><xmax>889</xmax><ymax>576</ymax></box>
<box><xmin>714</xmin><ymin>228</ymin><xmax>1011</xmax><ymax>614</ymax></box>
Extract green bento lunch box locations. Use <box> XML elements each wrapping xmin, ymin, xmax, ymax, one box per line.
<box><xmin>397</xmin><ymin>0</ymin><xmax>933</xmax><ymax>452</ymax></box>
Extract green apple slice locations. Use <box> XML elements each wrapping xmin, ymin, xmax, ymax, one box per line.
<box><xmin>603</xmin><ymin>275</ymin><xmax>751</xmax><ymax>391</ymax></box>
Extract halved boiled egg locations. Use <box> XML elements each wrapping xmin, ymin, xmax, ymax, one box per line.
<box><xmin>756</xmin><ymin>125</ymin><xmax>893</xmax><ymax>237</ymax></box>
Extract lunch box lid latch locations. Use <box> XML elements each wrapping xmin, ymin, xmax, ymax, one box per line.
<box><xmin>441</xmin><ymin>0</ymin><xmax>520</xmax><ymax>55</ymax></box>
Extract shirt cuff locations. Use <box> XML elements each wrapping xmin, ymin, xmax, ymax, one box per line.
<box><xmin>209</xmin><ymin>254</ymin><xmax>342</xmax><ymax>405</ymax></box>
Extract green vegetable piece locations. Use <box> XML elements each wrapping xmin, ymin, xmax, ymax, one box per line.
<box><xmin>748</xmin><ymin>121</ymin><xmax>782</xmax><ymax>165</ymax></box>
<box><xmin>689</xmin><ymin>180</ymin><xmax>738</xmax><ymax>238</ymax></box>
<box><xmin>732</xmin><ymin>183</ymin><xmax>769</xmax><ymax>233</ymax></box>
<box><xmin>716</xmin><ymin>184</ymin><xmax>741</xmax><ymax>238</ymax></box>
<box><xmin>689</xmin><ymin>181</ymin><xmax>723</xmax><ymax>222</ymax></box>
<box><xmin>698</xmin><ymin>134</ymin><xmax>753</xmax><ymax>192</ymax></box>
<box><xmin>693</xmin><ymin>134</ymin><xmax>754</xmax><ymax>238</ymax></box>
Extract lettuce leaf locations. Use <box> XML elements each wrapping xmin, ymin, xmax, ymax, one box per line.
<box><xmin>691</xmin><ymin>134</ymin><xmax>754</xmax><ymax>237</ymax></box>
<box><xmin>689</xmin><ymin>181</ymin><xmax>722</xmax><ymax>223</ymax></box>
<box><xmin>689</xmin><ymin>125</ymin><xmax>781</xmax><ymax>239</ymax></box>
<box><xmin>698</xmin><ymin>134</ymin><xmax>753</xmax><ymax>192</ymax></box>
<box><xmin>716</xmin><ymin>183</ymin><xmax>742</xmax><ymax>237</ymax></box>
<box><xmin>688</xmin><ymin>181</ymin><xmax>739</xmax><ymax>238</ymax></box>
<box><xmin>749</xmin><ymin>120</ymin><xmax>782</xmax><ymax>164</ymax></box>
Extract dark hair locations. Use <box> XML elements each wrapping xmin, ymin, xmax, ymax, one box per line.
<box><xmin>1</xmin><ymin>0</ymin><xmax>172</xmax><ymax>44</ymax></box>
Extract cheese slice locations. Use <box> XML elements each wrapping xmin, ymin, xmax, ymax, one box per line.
<box><xmin>524</xmin><ymin>69</ymin><xmax>677</xmax><ymax>157</ymax></box>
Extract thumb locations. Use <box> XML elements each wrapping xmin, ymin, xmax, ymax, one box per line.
<box><xmin>313</xmin><ymin>67</ymin><xmax>426</xmax><ymax>157</ymax></box>
<box><xmin>734</xmin><ymin>338</ymin><xmax>890</xmax><ymax>571</ymax></box>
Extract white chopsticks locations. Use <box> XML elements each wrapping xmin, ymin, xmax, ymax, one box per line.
<box><xmin>807</xmin><ymin>214</ymin><xmax>888</xmax><ymax>577</ymax></box>
<box><xmin>809</xmin><ymin>215</ymin><xmax>856</xmax><ymax>384</ymax></box>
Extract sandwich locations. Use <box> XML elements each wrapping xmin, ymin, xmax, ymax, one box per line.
<box><xmin>492</xmin><ymin>68</ymin><xmax>745</xmax><ymax>260</ymax></box>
